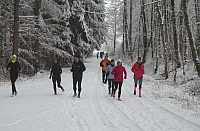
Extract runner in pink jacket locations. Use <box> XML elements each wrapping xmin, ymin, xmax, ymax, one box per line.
<box><xmin>111</xmin><ymin>59</ymin><xmax>127</xmax><ymax>101</ymax></box>
<box><xmin>131</xmin><ymin>57</ymin><xmax>145</xmax><ymax>97</ymax></box>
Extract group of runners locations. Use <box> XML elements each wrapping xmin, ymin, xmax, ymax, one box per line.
<box><xmin>6</xmin><ymin>53</ymin><xmax>144</xmax><ymax>101</ymax></box>
<box><xmin>100</xmin><ymin>55</ymin><xmax>145</xmax><ymax>101</ymax></box>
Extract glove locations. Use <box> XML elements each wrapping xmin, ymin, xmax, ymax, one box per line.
<box><xmin>49</xmin><ymin>77</ymin><xmax>51</xmax><ymax>79</ymax></box>
<box><xmin>70</xmin><ymin>69</ymin><xmax>73</xmax><ymax>72</ymax></box>
<box><xmin>124</xmin><ymin>76</ymin><xmax>127</xmax><ymax>79</ymax></box>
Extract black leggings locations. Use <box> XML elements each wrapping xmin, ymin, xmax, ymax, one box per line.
<box><xmin>11</xmin><ymin>75</ymin><xmax>18</xmax><ymax>94</ymax></box>
<box><xmin>52</xmin><ymin>77</ymin><xmax>62</xmax><ymax>94</ymax></box>
<box><xmin>114</xmin><ymin>81</ymin><xmax>123</xmax><ymax>98</ymax></box>
<box><xmin>73</xmin><ymin>78</ymin><xmax>82</xmax><ymax>95</ymax></box>
<box><xmin>108</xmin><ymin>79</ymin><xmax>114</xmax><ymax>94</ymax></box>
<box><xmin>102</xmin><ymin>70</ymin><xmax>107</xmax><ymax>82</ymax></box>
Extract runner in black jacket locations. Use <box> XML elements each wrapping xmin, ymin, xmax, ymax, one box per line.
<box><xmin>49</xmin><ymin>59</ymin><xmax>64</xmax><ymax>95</ymax></box>
<box><xmin>7</xmin><ymin>54</ymin><xmax>21</xmax><ymax>97</ymax></box>
<box><xmin>70</xmin><ymin>55</ymin><xmax>86</xmax><ymax>98</ymax></box>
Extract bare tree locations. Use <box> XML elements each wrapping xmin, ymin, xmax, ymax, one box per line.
<box><xmin>33</xmin><ymin>0</ymin><xmax>42</xmax><ymax>72</ymax></box>
<box><xmin>155</xmin><ymin>1</ymin><xmax>169</xmax><ymax>79</ymax></box>
<box><xmin>113</xmin><ymin>1</ymin><xmax>117</xmax><ymax>52</ymax></box>
<box><xmin>141</xmin><ymin>0</ymin><xmax>148</xmax><ymax>63</ymax></box>
<box><xmin>149</xmin><ymin>0</ymin><xmax>154</xmax><ymax>59</ymax></box>
<box><xmin>13</xmin><ymin>0</ymin><xmax>20</xmax><ymax>55</ymax></box>
<box><xmin>195</xmin><ymin>0</ymin><xmax>200</xmax><ymax>58</ymax></box>
<box><xmin>129</xmin><ymin>0</ymin><xmax>133</xmax><ymax>60</ymax></box>
<box><xmin>171</xmin><ymin>0</ymin><xmax>181</xmax><ymax>68</ymax></box>
<box><xmin>123</xmin><ymin>0</ymin><xmax>129</xmax><ymax>55</ymax></box>
<box><xmin>181</xmin><ymin>0</ymin><xmax>200</xmax><ymax>77</ymax></box>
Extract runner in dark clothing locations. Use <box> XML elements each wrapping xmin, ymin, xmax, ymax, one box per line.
<box><xmin>49</xmin><ymin>59</ymin><xmax>64</xmax><ymax>95</ymax></box>
<box><xmin>71</xmin><ymin>55</ymin><xmax>86</xmax><ymax>98</ymax></box>
<box><xmin>7</xmin><ymin>54</ymin><xmax>21</xmax><ymax>97</ymax></box>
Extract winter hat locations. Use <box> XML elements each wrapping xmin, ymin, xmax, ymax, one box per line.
<box><xmin>117</xmin><ymin>59</ymin><xmax>122</xmax><ymax>63</ymax></box>
<box><xmin>74</xmin><ymin>54</ymin><xmax>80</xmax><ymax>59</ymax></box>
<box><xmin>12</xmin><ymin>54</ymin><xmax>17</xmax><ymax>58</ymax></box>
<box><xmin>111</xmin><ymin>59</ymin><xmax>115</xmax><ymax>62</ymax></box>
<box><xmin>137</xmin><ymin>57</ymin><xmax>141</xmax><ymax>61</ymax></box>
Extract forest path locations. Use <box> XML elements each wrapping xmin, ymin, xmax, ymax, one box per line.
<box><xmin>0</xmin><ymin>57</ymin><xmax>199</xmax><ymax>131</ymax></box>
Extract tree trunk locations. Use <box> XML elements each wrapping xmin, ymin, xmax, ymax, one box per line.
<box><xmin>141</xmin><ymin>0</ymin><xmax>148</xmax><ymax>63</ymax></box>
<box><xmin>171</xmin><ymin>0</ymin><xmax>181</xmax><ymax>68</ymax></box>
<box><xmin>33</xmin><ymin>0</ymin><xmax>42</xmax><ymax>72</ymax></box>
<box><xmin>155</xmin><ymin>2</ymin><xmax>169</xmax><ymax>79</ymax></box>
<box><xmin>149</xmin><ymin>0</ymin><xmax>154</xmax><ymax>58</ymax></box>
<box><xmin>122</xmin><ymin>5</ymin><xmax>125</xmax><ymax>54</ymax></box>
<box><xmin>124</xmin><ymin>0</ymin><xmax>129</xmax><ymax>56</ymax></box>
<box><xmin>138</xmin><ymin>19</ymin><xmax>141</xmax><ymax>57</ymax></box>
<box><xmin>195</xmin><ymin>0</ymin><xmax>200</xmax><ymax>58</ymax></box>
<box><xmin>182</xmin><ymin>0</ymin><xmax>200</xmax><ymax>77</ymax></box>
<box><xmin>129</xmin><ymin>0</ymin><xmax>133</xmax><ymax>60</ymax></box>
<box><xmin>13</xmin><ymin>0</ymin><xmax>20</xmax><ymax>55</ymax></box>
<box><xmin>154</xmin><ymin>14</ymin><xmax>159</xmax><ymax>74</ymax></box>
<box><xmin>114</xmin><ymin>7</ymin><xmax>117</xmax><ymax>52</ymax></box>
<box><xmin>179</xmin><ymin>6</ymin><xmax>185</xmax><ymax>75</ymax></box>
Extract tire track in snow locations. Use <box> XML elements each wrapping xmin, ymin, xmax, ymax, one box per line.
<box><xmin>84</xmin><ymin>58</ymin><xmax>132</xmax><ymax>130</ymax></box>
<box><xmin>84</xmin><ymin>68</ymin><xmax>119</xmax><ymax>131</ymax></box>
<box><xmin>64</xmin><ymin>93</ymin><xmax>89</xmax><ymax>131</ymax></box>
<box><xmin>123</xmin><ymin>80</ymin><xmax>200</xmax><ymax>131</ymax></box>
<box><xmin>63</xmin><ymin>67</ymin><xmax>117</xmax><ymax>131</ymax></box>
<box><xmin>115</xmin><ymin>80</ymin><xmax>179</xmax><ymax>131</ymax></box>
<box><xmin>114</xmin><ymin>87</ymin><xmax>178</xmax><ymax>131</ymax></box>
<box><xmin>100</xmin><ymin>82</ymin><xmax>144</xmax><ymax>131</ymax></box>
<box><xmin>90</xmin><ymin>83</ymin><xmax>119</xmax><ymax>130</ymax></box>
<box><xmin>61</xmin><ymin>69</ymin><xmax>90</xmax><ymax>131</ymax></box>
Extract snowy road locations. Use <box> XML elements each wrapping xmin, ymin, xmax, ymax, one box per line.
<box><xmin>0</xmin><ymin>57</ymin><xmax>200</xmax><ymax>131</ymax></box>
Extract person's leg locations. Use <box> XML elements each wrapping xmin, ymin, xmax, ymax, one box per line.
<box><xmin>57</xmin><ymin>77</ymin><xmax>64</xmax><ymax>92</ymax></box>
<box><xmin>102</xmin><ymin>70</ymin><xmax>106</xmax><ymax>83</ymax></box>
<box><xmin>11</xmin><ymin>75</ymin><xmax>18</xmax><ymax>95</ymax></box>
<box><xmin>105</xmin><ymin>72</ymin><xmax>108</xmax><ymax>84</ymax></box>
<box><xmin>14</xmin><ymin>76</ymin><xmax>18</xmax><ymax>94</ymax></box>
<box><xmin>108</xmin><ymin>79</ymin><xmax>111</xmax><ymax>94</ymax></box>
<box><xmin>73</xmin><ymin>78</ymin><xmax>77</xmax><ymax>96</ymax></box>
<box><xmin>57</xmin><ymin>77</ymin><xmax>61</xmax><ymax>87</ymax></box>
<box><xmin>134</xmin><ymin>78</ymin><xmax>138</xmax><ymax>95</ymax></box>
<box><xmin>139</xmin><ymin>78</ymin><xmax>143</xmax><ymax>97</ymax></box>
<box><xmin>113</xmin><ymin>81</ymin><xmax>118</xmax><ymax>97</ymax></box>
<box><xmin>52</xmin><ymin>78</ymin><xmax>57</xmax><ymax>95</ymax></box>
<box><xmin>118</xmin><ymin>82</ymin><xmax>123</xmax><ymax>100</ymax></box>
<box><xmin>11</xmin><ymin>77</ymin><xmax>15</xmax><ymax>95</ymax></box>
<box><xmin>111</xmin><ymin>79</ymin><xmax>115</xmax><ymax>96</ymax></box>
<box><xmin>77</xmin><ymin>79</ymin><xmax>82</xmax><ymax>98</ymax></box>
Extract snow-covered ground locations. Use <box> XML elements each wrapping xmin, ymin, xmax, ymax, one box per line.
<box><xmin>0</xmin><ymin>56</ymin><xmax>200</xmax><ymax>131</ymax></box>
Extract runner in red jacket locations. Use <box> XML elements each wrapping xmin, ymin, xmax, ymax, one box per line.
<box><xmin>111</xmin><ymin>59</ymin><xmax>127</xmax><ymax>101</ymax></box>
<box><xmin>131</xmin><ymin>57</ymin><xmax>145</xmax><ymax>97</ymax></box>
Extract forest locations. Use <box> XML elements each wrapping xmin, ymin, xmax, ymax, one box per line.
<box><xmin>0</xmin><ymin>0</ymin><xmax>200</xmax><ymax>84</ymax></box>
<box><xmin>0</xmin><ymin>0</ymin><xmax>106</xmax><ymax>78</ymax></box>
